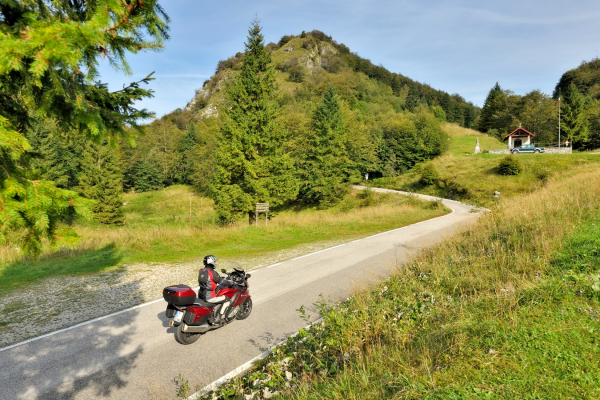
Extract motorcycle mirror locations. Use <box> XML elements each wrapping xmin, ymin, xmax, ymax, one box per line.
<box><xmin>246</xmin><ymin>273</ymin><xmax>251</xmax><ymax>279</ymax></box>
<box><xmin>221</xmin><ymin>268</ymin><xmax>227</xmax><ymax>273</ymax></box>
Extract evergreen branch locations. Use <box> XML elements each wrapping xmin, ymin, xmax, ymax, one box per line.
<box><xmin>111</xmin><ymin>72</ymin><xmax>154</xmax><ymax>94</ymax></box>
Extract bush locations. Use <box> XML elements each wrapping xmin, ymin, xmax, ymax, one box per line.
<box><xmin>321</xmin><ymin>55</ymin><xmax>343</xmax><ymax>73</ymax></box>
<box><xmin>431</xmin><ymin>105</ymin><xmax>446</xmax><ymax>122</ymax></box>
<box><xmin>534</xmin><ymin>168</ymin><xmax>551</xmax><ymax>183</ymax></box>
<box><xmin>302</xmin><ymin>36</ymin><xmax>317</xmax><ymax>50</ymax></box>
<box><xmin>277</xmin><ymin>35</ymin><xmax>294</xmax><ymax>47</ymax></box>
<box><xmin>419</xmin><ymin>164</ymin><xmax>439</xmax><ymax>186</ymax></box>
<box><xmin>307</xmin><ymin>30</ymin><xmax>332</xmax><ymax>42</ymax></box>
<box><xmin>497</xmin><ymin>155</ymin><xmax>522</xmax><ymax>176</ymax></box>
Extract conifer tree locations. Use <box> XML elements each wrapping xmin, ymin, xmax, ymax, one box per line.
<box><xmin>78</xmin><ymin>141</ymin><xmax>125</xmax><ymax>225</ymax></box>
<box><xmin>562</xmin><ymin>83</ymin><xmax>590</xmax><ymax>148</ymax></box>
<box><xmin>27</xmin><ymin>118</ymin><xmax>83</xmax><ymax>189</ymax></box>
<box><xmin>176</xmin><ymin>123</ymin><xmax>198</xmax><ymax>184</ymax></box>
<box><xmin>212</xmin><ymin>19</ymin><xmax>298</xmax><ymax>223</ymax></box>
<box><xmin>299</xmin><ymin>87</ymin><xmax>350</xmax><ymax>207</ymax></box>
<box><xmin>479</xmin><ymin>82</ymin><xmax>504</xmax><ymax>133</ymax></box>
<box><xmin>127</xmin><ymin>160</ymin><xmax>163</xmax><ymax>192</ymax></box>
<box><xmin>405</xmin><ymin>84</ymin><xmax>420</xmax><ymax>111</ymax></box>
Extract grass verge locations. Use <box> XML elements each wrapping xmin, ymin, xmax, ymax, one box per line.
<box><xmin>200</xmin><ymin>168</ymin><xmax>600</xmax><ymax>399</ymax></box>
<box><xmin>0</xmin><ymin>187</ymin><xmax>448</xmax><ymax>291</ymax></box>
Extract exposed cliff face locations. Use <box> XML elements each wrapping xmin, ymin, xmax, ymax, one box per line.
<box><xmin>185</xmin><ymin>38</ymin><xmax>343</xmax><ymax>120</ymax></box>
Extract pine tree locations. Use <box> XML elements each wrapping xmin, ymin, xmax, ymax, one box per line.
<box><xmin>478</xmin><ymin>82</ymin><xmax>504</xmax><ymax>133</ymax></box>
<box><xmin>405</xmin><ymin>84</ymin><xmax>420</xmax><ymax>112</ymax></box>
<box><xmin>212</xmin><ymin>19</ymin><xmax>299</xmax><ymax>224</ymax></box>
<box><xmin>127</xmin><ymin>160</ymin><xmax>163</xmax><ymax>192</ymax></box>
<box><xmin>299</xmin><ymin>87</ymin><xmax>350</xmax><ymax>207</ymax></box>
<box><xmin>78</xmin><ymin>141</ymin><xmax>125</xmax><ymax>225</ymax></box>
<box><xmin>176</xmin><ymin>123</ymin><xmax>198</xmax><ymax>184</ymax></box>
<box><xmin>562</xmin><ymin>83</ymin><xmax>590</xmax><ymax>148</ymax></box>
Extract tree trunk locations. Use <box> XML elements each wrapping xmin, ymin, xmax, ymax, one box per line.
<box><xmin>248</xmin><ymin>211</ymin><xmax>256</xmax><ymax>225</ymax></box>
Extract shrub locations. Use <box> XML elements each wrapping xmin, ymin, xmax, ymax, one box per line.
<box><xmin>277</xmin><ymin>35</ymin><xmax>294</xmax><ymax>47</ymax></box>
<box><xmin>431</xmin><ymin>105</ymin><xmax>447</xmax><ymax>122</ymax></box>
<box><xmin>307</xmin><ymin>30</ymin><xmax>332</xmax><ymax>42</ymax></box>
<box><xmin>288</xmin><ymin>64</ymin><xmax>305</xmax><ymax>83</ymax></box>
<box><xmin>215</xmin><ymin>55</ymin><xmax>242</xmax><ymax>73</ymax></box>
<box><xmin>337</xmin><ymin>194</ymin><xmax>358</xmax><ymax>212</ymax></box>
<box><xmin>321</xmin><ymin>55</ymin><xmax>343</xmax><ymax>73</ymax></box>
<box><xmin>302</xmin><ymin>36</ymin><xmax>317</xmax><ymax>50</ymax></box>
<box><xmin>497</xmin><ymin>155</ymin><xmax>522</xmax><ymax>176</ymax></box>
<box><xmin>357</xmin><ymin>187</ymin><xmax>375</xmax><ymax>206</ymax></box>
<box><xmin>534</xmin><ymin>168</ymin><xmax>551</xmax><ymax>183</ymax></box>
<box><xmin>419</xmin><ymin>164</ymin><xmax>439</xmax><ymax>186</ymax></box>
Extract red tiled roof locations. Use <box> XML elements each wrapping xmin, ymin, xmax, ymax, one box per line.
<box><xmin>504</xmin><ymin>127</ymin><xmax>535</xmax><ymax>140</ymax></box>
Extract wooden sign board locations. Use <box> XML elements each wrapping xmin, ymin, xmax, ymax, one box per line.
<box><xmin>255</xmin><ymin>203</ymin><xmax>269</xmax><ymax>212</ymax></box>
<box><xmin>255</xmin><ymin>203</ymin><xmax>269</xmax><ymax>226</ymax></box>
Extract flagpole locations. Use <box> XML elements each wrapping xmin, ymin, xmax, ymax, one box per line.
<box><xmin>558</xmin><ymin>88</ymin><xmax>561</xmax><ymax>148</ymax></box>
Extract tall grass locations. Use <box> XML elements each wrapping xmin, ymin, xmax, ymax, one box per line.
<box><xmin>288</xmin><ymin>170</ymin><xmax>600</xmax><ymax>398</ymax></box>
<box><xmin>202</xmin><ymin>168</ymin><xmax>600</xmax><ymax>399</ymax></box>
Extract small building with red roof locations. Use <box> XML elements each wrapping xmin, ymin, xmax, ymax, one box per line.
<box><xmin>504</xmin><ymin>127</ymin><xmax>535</xmax><ymax>149</ymax></box>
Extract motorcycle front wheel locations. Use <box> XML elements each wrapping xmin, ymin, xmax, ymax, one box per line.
<box><xmin>236</xmin><ymin>298</ymin><xmax>253</xmax><ymax>320</ymax></box>
<box><xmin>176</xmin><ymin>324</ymin><xmax>201</xmax><ymax>345</ymax></box>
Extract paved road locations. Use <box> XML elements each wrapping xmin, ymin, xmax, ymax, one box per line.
<box><xmin>0</xmin><ymin>188</ymin><xmax>482</xmax><ymax>399</ymax></box>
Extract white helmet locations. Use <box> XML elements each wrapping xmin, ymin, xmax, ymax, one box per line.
<box><xmin>203</xmin><ymin>255</ymin><xmax>217</xmax><ymax>268</ymax></box>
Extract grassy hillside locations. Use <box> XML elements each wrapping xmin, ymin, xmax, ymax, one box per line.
<box><xmin>201</xmin><ymin>159</ymin><xmax>600</xmax><ymax>400</ymax></box>
<box><xmin>372</xmin><ymin>123</ymin><xmax>600</xmax><ymax>206</ymax></box>
<box><xmin>0</xmin><ymin>187</ymin><xmax>448</xmax><ymax>291</ymax></box>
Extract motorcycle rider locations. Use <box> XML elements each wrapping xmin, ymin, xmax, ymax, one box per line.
<box><xmin>198</xmin><ymin>255</ymin><xmax>231</xmax><ymax>324</ymax></box>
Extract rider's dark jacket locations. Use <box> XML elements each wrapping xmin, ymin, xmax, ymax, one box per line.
<box><xmin>198</xmin><ymin>266</ymin><xmax>224</xmax><ymax>301</ymax></box>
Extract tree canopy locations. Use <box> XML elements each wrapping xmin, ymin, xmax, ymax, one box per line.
<box><xmin>0</xmin><ymin>0</ymin><xmax>170</xmax><ymax>252</ymax></box>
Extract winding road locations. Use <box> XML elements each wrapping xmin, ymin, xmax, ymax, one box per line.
<box><xmin>0</xmin><ymin>187</ymin><xmax>483</xmax><ymax>400</ymax></box>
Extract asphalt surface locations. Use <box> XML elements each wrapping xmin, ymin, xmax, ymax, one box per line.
<box><xmin>0</xmin><ymin>187</ymin><xmax>482</xmax><ymax>399</ymax></box>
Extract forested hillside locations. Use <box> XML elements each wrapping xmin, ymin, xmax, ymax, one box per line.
<box><xmin>478</xmin><ymin>58</ymin><xmax>600</xmax><ymax>149</ymax></box>
<box><xmin>27</xmin><ymin>27</ymin><xmax>481</xmax><ymax>225</ymax></box>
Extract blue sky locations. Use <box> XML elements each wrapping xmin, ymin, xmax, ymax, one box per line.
<box><xmin>99</xmin><ymin>0</ymin><xmax>600</xmax><ymax>118</ymax></box>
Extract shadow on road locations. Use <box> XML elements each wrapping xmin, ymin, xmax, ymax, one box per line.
<box><xmin>0</xmin><ymin>279</ymin><xmax>145</xmax><ymax>400</ymax></box>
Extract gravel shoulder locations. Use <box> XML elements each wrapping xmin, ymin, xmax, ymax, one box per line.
<box><xmin>0</xmin><ymin>238</ymin><xmax>349</xmax><ymax>348</ymax></box>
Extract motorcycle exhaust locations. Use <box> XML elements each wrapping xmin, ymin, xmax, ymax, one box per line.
<box><xmin>181</xmin><ymin>323</ymin><xmax>211</xmax><ymax>333</ymax></box>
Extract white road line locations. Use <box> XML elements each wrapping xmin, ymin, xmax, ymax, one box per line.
<box><xmin>0</xmin><ymin>190</ymin><xmax>468</xmax><ymax>353</ymax></box>
<box><xmin>0</xmin><ymin>297</ymin><xmax>162</xmax><ymax>353</ymax></box>
<box><xmin>187</xmin><ymin>317</ymin><xmax>325</xmax><ymax>400</ymax></box>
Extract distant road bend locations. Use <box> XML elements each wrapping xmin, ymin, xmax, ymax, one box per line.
<box><xmin>0</xmin><ymin>186</ymin><xmax>483</xmax><ymax>400</ymax></box>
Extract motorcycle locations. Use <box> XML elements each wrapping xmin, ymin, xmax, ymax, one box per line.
<box><xmin>163</xmin><ymin>267</ymin><xmax>252</xmax><ymax>344</ymax></box>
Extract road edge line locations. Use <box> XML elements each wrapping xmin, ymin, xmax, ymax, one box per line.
<box><xmin>187</xmin><ymin>317</ymin><xmax>325</xmax><ymax>400</ymax></box>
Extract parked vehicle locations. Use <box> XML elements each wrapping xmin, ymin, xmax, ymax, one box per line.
<box><xmin>511</xmin><ymin>144</ymin><xmax>545</xmax><ymax>154</ymax></box>
<box><xmin>163</xmin><ymin>267</ymin><xmax>252</xmax><ymax>344</ymax></box>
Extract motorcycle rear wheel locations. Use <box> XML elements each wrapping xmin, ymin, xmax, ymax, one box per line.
<box><xmin>176</xmin><ymin>324</ymin><xmax>201</xmax><ymax>345</ymax></box>
<box><xmin>236</xmin><ymin>298</ymin><xmax>253</xmax><ymax>320</ymax></box>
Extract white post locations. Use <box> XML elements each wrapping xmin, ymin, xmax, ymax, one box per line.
<box><xmin>558</xmin><ymin>89</ymin><xmax>561</xmax><ymax>148</ymax></box>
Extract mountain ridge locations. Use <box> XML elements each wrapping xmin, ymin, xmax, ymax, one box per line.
<box><xmin>180</xmin><ymin>30</ymin><xmax>480</xmax><ymax>127</ymax></box>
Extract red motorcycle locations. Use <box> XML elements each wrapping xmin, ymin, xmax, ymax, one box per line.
<box><xmin>163</xmin><ymin>268</ymin><xmax>252</xmax><ymax>344</ymax></box>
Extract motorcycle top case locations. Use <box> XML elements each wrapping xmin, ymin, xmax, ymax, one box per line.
<box><xmin>163</xmin><ymin>284</ymin><xmax>196</xmax><ymax>306</ymax></box>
